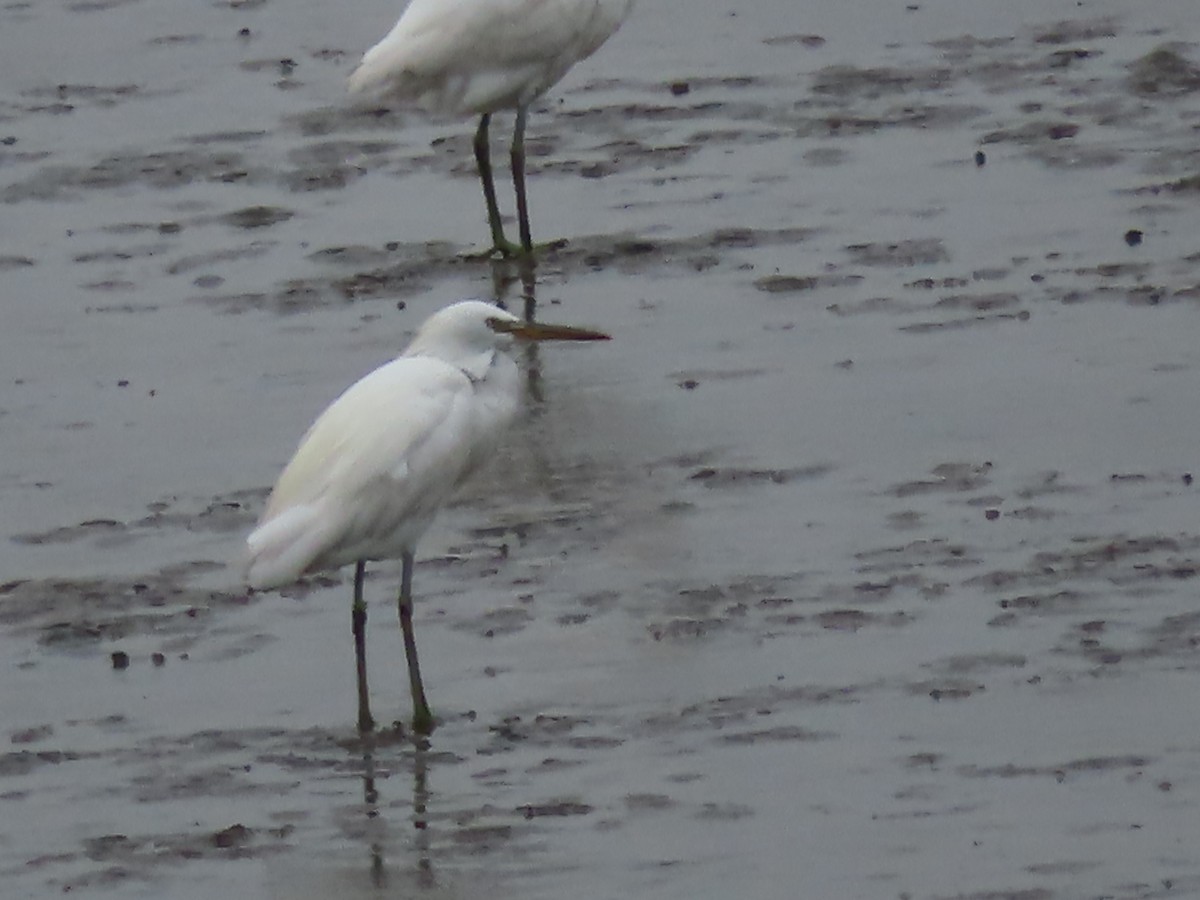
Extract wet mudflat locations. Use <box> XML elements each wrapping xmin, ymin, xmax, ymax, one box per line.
<box><xmin>3</xmin><ymin>0</ymin><xmax>1200</xmax><ymax>897</ymax></box>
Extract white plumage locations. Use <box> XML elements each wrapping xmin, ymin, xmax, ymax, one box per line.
<box><xmin>245</xmin><ymin>299</ymin><xmax>609</xmax><ymax>734</ymax></box>
<box><xmin>348</xmin><ymin>0</ymin><xmax>633</xmax><ymax>112</ymax></box>
<box><xmin>348</xmin><ymin>0</ymin><xmax>635</xmax><ymax>257</ymax></box>
<box><xmin>246</xmin><ymin>335</ymin><xmax>517</xmax><ymax>589</ymax></box>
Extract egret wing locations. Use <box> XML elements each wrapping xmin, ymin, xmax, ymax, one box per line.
<box><xmin>247</xmin><ymin>357</ymin><xmax>481</xmax><ymax>586</ymax></box>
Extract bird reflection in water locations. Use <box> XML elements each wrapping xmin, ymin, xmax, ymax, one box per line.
<box><xmin>355</xmin><ymin>731</ymin><xmax>434</xmax><ymax>891</ymax></box>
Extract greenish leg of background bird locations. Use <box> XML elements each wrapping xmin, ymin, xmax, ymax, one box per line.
<box><xmin>352</xmin><ymin>560</ymin><xmax>375</xmax><ymax>733</ymax></box>
<box><xmin>510</xmin><ymin>106</ymin><xmax>534</xmax><ymax>255</ymax></box>
<box><xmin>506</xmin><ymin>109</ymin><xmax>568</xmax><ymax>260</ymax></box>
<box><xmin>397</xmin><ymin>551</ymin><xmax>434</xmax><ymax>734</ymax></box>
<box><xmin>473</xmin><ymin>114</ymin><xmax>524</xmax><ymax>260</ymax></box>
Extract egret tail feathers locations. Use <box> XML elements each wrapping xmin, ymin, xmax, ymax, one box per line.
<box><xmin>245</xmin><ymin>504</ymin><xmax>331</xmax><ymax>590</ymax></box>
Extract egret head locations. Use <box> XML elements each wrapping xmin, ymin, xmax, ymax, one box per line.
<box><xmin>403</xmin><ymin>300</ymin><xmax>608</xmax><ymax>377</ymax></box>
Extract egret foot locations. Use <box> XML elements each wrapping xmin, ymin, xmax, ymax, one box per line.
<box><xmin>411</xmin><ymin>703</ymin><xmax>435</xmax><ymax>736</ymax></box>
<box><xmin>463</xmin><ymin>236</ymin><xmax>568</xmax><ymax>262</ymax></box>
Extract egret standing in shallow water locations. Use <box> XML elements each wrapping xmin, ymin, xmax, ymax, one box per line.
<box><xmin>245</xmin><ymin>300</ymin><xmax>609</xmax><ymax>734</ymax></box>
<box><xmin>347</xmin><ymin>0</ymin><xmax>635</xmax><ymax>258</ymax></box>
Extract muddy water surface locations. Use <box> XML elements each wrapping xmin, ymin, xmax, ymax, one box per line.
<box><xmin>3</xmin><ymin>0</ymin><xmax>1200</xmax><ymax>898</ymax></box>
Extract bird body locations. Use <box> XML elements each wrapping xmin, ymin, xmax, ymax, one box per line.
<box><xmin>246</xmin><ymin>355</ymin><xmax>519</xmax><ymax>589</ymax></box>
<box><xmin>347</xmin><ymin>0</ymin><xmax>634</xmax><ymax>257</ymax></box>
<box><xmin>348</xmin><ymin>0</ymin><xmax>633</xmax><ymax>114</ymax></box>
<box><xmin>247</xmin><ymin>301</ymin><xmax>523</xmax><ymax>588</ymax></box>
<box><xmin>244</xmin><ymin>300</ymin><xmax>609</xmax><ymax>733</ymax></box>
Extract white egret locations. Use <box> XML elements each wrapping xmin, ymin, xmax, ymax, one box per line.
<box><xmin>347</xmin><ymin>0</ymin><xmax>635</xmax><ymax>258</ymax></box>
<box><xmin>245</xmin><ymin>300</ymin><xmax>609</xmax><ymax>734</ymax></box>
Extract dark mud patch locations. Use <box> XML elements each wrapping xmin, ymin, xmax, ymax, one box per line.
<box><xmin>0</xmin><ymin>568</ymin><xmax>249</xmax><ymax>649</ymax></box>
<box><xmin>688</xmin><ymin>464</ymin><xmax>835</xmax><ymax>488</ymax></box>
<box><xmin>1127</xmin><ymin>45</ymin><xmax>1200</xmax><ymax>97</ymax></box>
<box><xmin>855</xmin><ymin>539</ymin><xmax>978</xmax><ymax>576</ymax></box>
<box><xmin>815</xmin><ymin>608</ymin><xmax>915</xmax><ymax>632</ymax></box>
<box><xmin>968</xmin><ymin>535</ymin><xmax>1200</xmax><ymax>597</ymax></box>
<box><xmin>637</xmin><ymin>683</ymin><xmax>863</xmax><ymax>741</ymax></box>
<box><xmin>12</xmin><ymin>489</ymin><xmax>261</xmax><ymax>548</ymax></box>
<box><xmin>845</xmin><ymin>238</ymin><xmax>949</xmax><ymax>267</ymax></box>
<box><xmin>754</xmin><ymin>272</ymin><xmax>864</xmax><ymax>294</ymax></box>
<box><xmin>2</xmin><ymin>148</ymin><xmax>271</xmax><ymax>202</ymax></box>
<box><xmin>890</xmin><ymin>462</ymin><xmax>994</xmax><ymax>498</ymax></box>
<box><xmin>479</xmin><ymin>714</ymin><xmax>622</xmax><ymax>757</ymax></box>
<box><xmin>220</xmin><ymin>205</ymin><xmax>294</xmax><ymax>230</ymax></box>
<box><xmin>59</xmin><ymin>824</ymin><xmax>293</xmax><ymax>891</ymax></box>
<box><xmin>812</xmin><ymin>64</ymin><xmax>955</xmax><ymax>99</ymax></box>
<box><xmin>718</xmin><ymin>725</ymin><xmax>835</xmax><ymax>745</ymax></box>
<box><xmin>960</xmin><ymin>754</ymin><xmax>1149</xmax><ymax>781</ymax></box>
<box><xmin>18</xmin><ymin>81</ymin><xmax>148</xmax><ymax>114</ymax></box>
<box><xmin>193</xmin><ymin>226</ymin><xmax>815</xmax><ymax>313</ymax></box>
<box><xmin>451</xmin><ymin>604</ymin><xmax>535</xmax><ymax>638</ymax></box>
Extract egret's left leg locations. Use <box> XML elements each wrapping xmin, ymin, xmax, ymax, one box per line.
<box><xmin>352</xmin><ymin>560</ymin><xmax>374</xmax><ymax>733</ymax></box>
<box><xmin>397</xmin><ymin>551</ymin><xmax>434</xmax><ymax>734</ymax></box>
<box><xmin>505</xmin><ymin>107</ymin><xmax>567</xmax><ymax>258</ymax></box>
<box><xmin>509</xmin><ymin>105</ymin><xmax>533</xmax><ymax>255</ymax></box>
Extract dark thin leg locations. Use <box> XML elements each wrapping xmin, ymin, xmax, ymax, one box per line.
<box><xmin>352</xmin><ymin>560</ymin><xmax>374</xmax><ymax>733</ymax></box>
<box><xmin>474</xmin><ymin>113</ymin><xmax>518</xmax><ymax>257</ymax></box>
<box><xmin>397</xmin><ymin>551</ymin><xmax>434</xmax><ymax>734</ymax></box>
<box><xmin>510</xmin><ymin>105</ymin><xmax>533</xmax><ymax>254</ymax></box>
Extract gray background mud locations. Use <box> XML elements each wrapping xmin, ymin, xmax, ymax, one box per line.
<box><xmin>3</xmin><ymin>0</ymin><xmax>1200</xmax><ymax>897</ymax></box>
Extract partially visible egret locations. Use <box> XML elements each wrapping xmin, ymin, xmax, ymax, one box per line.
<box><xmin>246</xmin><ymin>300</ymin><xmax>609</xmax><ymax>734</ymax></box>
<box><xmin>348</xmin><ymin>0</ymin><xmax>635</xmax><ymax>258</ymax></box>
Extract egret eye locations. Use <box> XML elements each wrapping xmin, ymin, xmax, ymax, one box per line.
<box><xmin>486</xmin><ymin>316</ymin><xmax>517</xmax><ymax>335</ymax></box>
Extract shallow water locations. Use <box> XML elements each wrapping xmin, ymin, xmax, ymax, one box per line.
<box><xmin>3</xmin><ymin>0</ymin><xmax>1200</xmax><ymax>897</ymax></box>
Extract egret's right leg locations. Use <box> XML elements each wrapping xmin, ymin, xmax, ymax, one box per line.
<box><xmin>397</xmin><ymin>551</ymin><xmax>434</xmax><ymax>734</ymax></box>
<box><xmin>352</xmin><ymin>560</ymin><xmax>374</xmax><ymax>733</ymax></box>
<box><xmin>473</xmin><ymin>114</ymin><xmax>522</xmax><ymax>259</ymax></box>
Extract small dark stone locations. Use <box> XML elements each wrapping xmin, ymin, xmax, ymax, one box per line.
<box><xmin>111</xmin><ymin>651</ymin><xmax>129</xmax><ymax>670</ymax></box>
<box><xmin>974</xmin><ymin>150</ymin><xmax>986</xmax><ymax>167</ymax></box>
<box><xmin>212</xmin><ymin>824</ymin><xmax>250</xmax><ymax>849</ymax></box>
<box><xmin>152</xmin><ymin>652</ymin><xmax>166</xmax><ymax>667</ymax></box>
<box><xmin>984</xmin><ymin>508</ymin><xmax>1000</xmax><ymax>520</ymax></box>
<box><xmin>669</xmin><ymin>81</ymin><xmax>690</xmax><ymax>96</ymax></box>
<box><xmin>1183</xmin><ymin>473</ymin><xmax>1193</xmax><ymax>486</ymax></box>
<box><xmin>1124</xmin><ymin>229</ymin><xmax>1143</xmax><ymax>247</ymax></box>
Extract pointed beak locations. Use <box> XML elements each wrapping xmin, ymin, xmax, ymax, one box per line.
<box><xmin>489</xmin><ymin>317</ymin><xmax>610</xmax><ymax>342</ymax></box>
